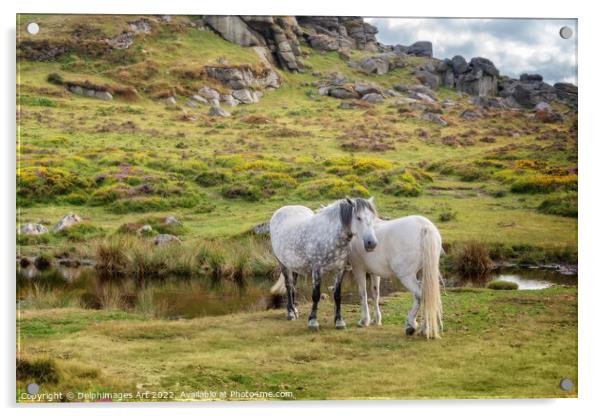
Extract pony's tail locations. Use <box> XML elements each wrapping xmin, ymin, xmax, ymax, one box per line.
<box><xmin>420</xmin><ymin>225</ymin><xmax>443</xmax><ymax>339</ymax></box>
<box><xmin>270</xmin><ymin>273</ymin><xmax>287</xmax><ymax>295</ymax></box>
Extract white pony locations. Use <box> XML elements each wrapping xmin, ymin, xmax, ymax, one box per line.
<box><xmin>270</xmin><ymin>198</ymin><xmax>378</xmax><ymax>330</ymax></box>
<box><xmin>348</xmin><ymin>214</ymin><xmax>443</xmax><ymax>339</ymax></box>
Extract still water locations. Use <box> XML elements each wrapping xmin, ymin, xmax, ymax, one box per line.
<box><xmin>17</xmin><ymin>263</ymin><xmax>577</xmax><ymax>319</ymax></box>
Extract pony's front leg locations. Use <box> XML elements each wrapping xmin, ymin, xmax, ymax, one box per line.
<box><xmin>370</xmin><ymin>274</ymin><xmax>382</xmax><ymax>326</ymax></box>
<box><xmin>353</xmin><ymin>268</ymin><xmax>370</xmax><ymax>326</ymax></box>
<box><xmin>307</xmin><ymin>269</ymin><xmax>321</xmax><ymax>330</ymax></box>
<box><xmin>333</xmin><ymin>270</ymin><xmax>346</xmax><ymax>330</ymax></box>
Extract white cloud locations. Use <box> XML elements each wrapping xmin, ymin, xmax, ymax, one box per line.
<box><xmin>365</xmin><ymin>18</ymin><xmax>577</xmax><ymax>85</ymax></box>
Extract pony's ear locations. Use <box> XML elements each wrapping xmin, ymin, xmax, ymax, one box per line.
<box><xmin>345</xmin><ymin>196</ymin><xmax>355</xmax><ymax>207</ymax></box>
<box><xmin>368</xmin><ymin>196</ymin><xmax>375</xmax><ymax>204</ymax></box>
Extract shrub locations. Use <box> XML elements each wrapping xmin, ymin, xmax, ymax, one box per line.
<box><xmin>252</xmin><ymin>172</ymin><xmax>297</xmax><ymax>194</ymax></box>
<box><xmin>17</xmin><ymin>358</ymin><xmax>61</xmax><ymax>384</ymax></box>
<box><xmin>487</xmin><ymin>280</ymin><xmax>518</xmax><ymax>290</ymax></box>
<box><xmin>19</xmin><ymin>95</ymin><xmax>56</xmax><ymax>107</ymax></box>
<box><xmin>17</xmin><ymin>167</ymin><xmax>92</xmax><ymax>203</ymax></box>
<box><xmin>56</xmin><ymin>223</ymin><xmax>105</xmax><ymax>242</ymax></box>
<box><xmin>538</xmin><ymin>193</ymin><xmax>577</xmax><ymax>217</ymax></box>
<box><xmin>241</xmin><ymin>160</ymin><xmax>288</xmax><ymax>172</ymax></box>
<box><xmin>47</xmin><ymin>72</ymin><xmax>64</xmax><ymax>85</ymax></box>
<box><xmin>296</xmin><ymin>178</ymin><xmax>369</xmax><ymax>200</ymax></box>
<box><xmin>510</xmin><ymin>174</ymin><xmax>577</xmax><ymax>194</ymax></box>
<box><xmin>383</xmin><ymin>172</ymin><xmax>422</xmax><ymax>197</ymax></box>
<box><xmin>221</xmin><ymin>183</ymin><xmax>262</xmax><ymax>201</ymax></box>
<box><xmin>439</xmin><ymin>209</ymin><xmax>457</xmax><ymax>222</ymax></box>
<box><xmin>453</xmin><ymin>241</ymin><xmax>493</xmax><ymax>281</ymax></box>
<box><xmin>195</xmin><ymin>169</ymin><xmax>232</xmax><ymax>187</ymax></box>
<box><xmin>95</xmin><ymin>237</ymin><xmax>129</xmax><ymax>280</ymax></box>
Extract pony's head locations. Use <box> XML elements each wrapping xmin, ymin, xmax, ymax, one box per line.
<box><xmin>341</xmin><ymin>197</ymin><xmax>378</xmax><ymax>252</ymax></box>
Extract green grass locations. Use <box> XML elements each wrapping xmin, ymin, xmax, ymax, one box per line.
<box><xmin>17</xmin><ymin>288</ymin><xmax>577</xmax><ymax>401</ymax></box>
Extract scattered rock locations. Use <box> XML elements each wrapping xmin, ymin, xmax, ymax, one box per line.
<box><xmin>252</xmin><ymin>222</ymin><xmax>270</xmax><ymax>236</ymax></box>
<box><xmin>138</xmin><ymin>224</ymin><xmax>153</xmax><ymax>235</ymax></box>
<box><xmin>106</xmin><ymin>32</ymin><xmax>135</xmax><ymax>49</ymax></box>
<box><xmin>185</xmin><ymin>100</ymin><xmax>198</xmax><ymax>108</ymax></box>
<box><xmin>163</xmin><ymin>216</ymin><xmax>181</xmax><ymax>226</ymax></box>
<box><xmin>361</xmin><ymin>93</ymin><xmax>384</xmax><ymax>104</ymax></box>
<box><xmin>406</xmin><ymin>41</ymin><xmax>433</xmax><ymax>57</ymax></box>
<box><xmin>460</xmin><ymin>109</ymin><xmax>484</xmax><ymax>120</ymax></box>
<box><xmin>208</xmin><ymin>106</ymin><xmax>230</xmax><ymax>117</ymax></box>
<box><xmin>53</xmin><ymin>213</ymin><xmax>82</xmax><ymax>233</ymax></box>
<box><xmin>534</xmin><ymin>101</ymin><xmax>552</xmax><ymax>112</ymax></box>
<box><xmin>329</xmin><ymin>86</ymin><xmax>360</xmax><ymax>99</ymax></box>
<box><xmin>220</xmin><ymin>94</ymin><xmax>239</xmax><ymax>107</ymax></box>
<box><xmin>421</xmin><ymin>112</ymin><xmax>448</xmax><ymax>126</ymax></box>
<box><xmin>165</xmin><ymin>96</ymin><xmax>177</xmax><ymax>107</ymax></box>
<box><xmin>191</xmin><ymin>95</ymin><xmax>209</xmax><ymax>104</ymax></box>
<box><xmin>198</xmin><ymin>86</ymin><xmax>221</xmax><ymax>101</ymax></box>
<box><xmin>232</xmin><ymin>89</ymin><xmax>258</xmax><ymax>104</ymax></box>
<box><xmin>153</xmin><ymin>234</ymin><xmax>181</xmax><ymax>245</ymax></box>
<box><xmin>19</xmin><ymin>223</ymin><xmax>48</xmax><ymax>235</ymax></box>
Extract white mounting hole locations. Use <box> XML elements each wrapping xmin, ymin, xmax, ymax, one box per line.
<box><xmin>26</xmin><ymin>22</ymin><xmax>39</xmax><ymax>35</ymax></box>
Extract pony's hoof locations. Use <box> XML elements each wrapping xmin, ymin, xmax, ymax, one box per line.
<box><xmin>371</xmin><ymin>319</ymin><xmax>382</xmax><ymax>326</ymax></box>
<box><xmin>286</xmin><ymin>311</ymin><xmax>297</xmax><ymax>321</ymax></box>
<box><xmin>308</xmin><ymin>318</ymin><xmax>320</xmax><ymax>331</ymax></box>
<box><xmin>335</xmin><ymin>319</ymin><xmax>346</xmax><ymax>330</ymax></box>
<box><xmin>405</xmin><ymin>326</ymin><xmax>416</xmax><ymax>336</ymax></box>
<box><xmin>357</xmin><ymin>319</ymin><xmax>370</xmax><ymax>327</ymax></box>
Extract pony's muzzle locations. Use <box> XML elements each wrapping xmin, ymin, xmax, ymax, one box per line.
<box><xmin>364</xmin><ymin>238</ymin><xmax>377</xmax><ymax>252</ymax></box>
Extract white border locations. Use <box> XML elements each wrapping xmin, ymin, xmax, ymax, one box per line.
<box><xmin>3</xmin><ymin>1</ymin><xmax>601</xmax><ymax>415</ymax></box>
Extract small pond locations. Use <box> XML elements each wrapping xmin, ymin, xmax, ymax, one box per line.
<box><xmin>17</xmin><ymin>262</ymin><xmax>577</xmax><ymax>319</ymax></box>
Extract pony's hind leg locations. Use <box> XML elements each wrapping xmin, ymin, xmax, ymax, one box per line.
<box><xmin>291</xmin><ymin>272</ymin><xmax>299</xmax><ymax>318</ymax></box>
<box><xmin>369</xmin><ymin>274</ymin><xmax>382</xmax><ymax>326</ymax></box>
<box><xmin>398</xmin><ymin>273</ymin><xmax>421</xmax><ymax>336</ymax></box>
<box><xmin>307</xmin><ymin>269</ymin><xmax>321</xmax><ymax>330</ymax></box>
<box><xmin>280</xmin><ymin>263</ymin><xmax>297</xmax><ymax>321</ymax></box>
<box><xmin>352</xmin><ymin>267</ymin><xmax>370</xmax><ymax>327</ymax></box>
<box><xmin>333</xmin><ymin>270</ymin><xmax>346</xmax><ymax>330</ymax></box>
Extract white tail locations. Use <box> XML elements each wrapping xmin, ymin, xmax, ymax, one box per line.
<box><xmin>270</xmin><ymin>272</ymin><xmax>287</xmax><ymax>295</ymax></box>
<box><xmin>420</xmin><ymin>225</ymin><xmax>443</xmax><ymax>339</ymax></box>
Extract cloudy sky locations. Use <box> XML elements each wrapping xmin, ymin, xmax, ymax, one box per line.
<box><xmin>365</xmin><ymin>18</ymin><xmax>577</xmax><ymax>85</ymax></box>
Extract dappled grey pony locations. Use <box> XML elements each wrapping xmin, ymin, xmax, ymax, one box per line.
<box><xmin>270</xmin><ymin>197</ymin><xmax>378</xmax><ymax>330</ymax></box>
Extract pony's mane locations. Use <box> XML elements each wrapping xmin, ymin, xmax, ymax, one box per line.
<box><xmin>315</xmin><ymin>198</ymin><xmax>376</xmax><ymax>232</ymax></box>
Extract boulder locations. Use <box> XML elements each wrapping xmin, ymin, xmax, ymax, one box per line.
<box><xmin>208</xmin><ymin>106</ymin><xmax>230</xmax><ymax>117</ymax></box>
<box><xmin>191</xmin><ymin>95</ymin><xmax>209</xmax><ymax>104</ymax></box>
<box><xmin>252</xmin><ymin>222</ymin><xmax>270</xmax><ymax>236</ymax></box>
<box><xmin>204</xmin><ymin>16</ymin><xmax>263</xmax><ymax>47</ymax></box>
<box><xmin>153</xmin><ymin>234</ymin><xmax>181</xmax><ymax>245</ymax></box>
<box><xmin>351</xmin><ymin>52</ymin><xmax>405</xmax><ymax>75</ymax></box>
<box><xmin>106</xmin><ymin>32</ymin><xmax>135</xmax><ymax>49</ymax></box>
<box><xmin>164</xmin><ymin>96</ymin><xmax>177</xmax><ymax>107</ymax></box>
<box><xmin>471</xmin><ymin>96</ymin><xmax>506</xmax><ymax>109</ymax></box>
<box><xmin>137</xmin><ymin>224</ymin><xmax>153</xmax><ymax>235</ymax></box>
<box><xmin>185</xmin><ymin>100</ymin><xmax>199</xmax><ymax>108</ymax></box>
<box><xmin>520</xmin><ymin>73</ymin><xmax>544</xmax><ymax>82</ymax></box>
<box><xmin>308</xmin><ymin>34</ymin><xmax>339</xmax><ymax>51</ymax></box>
<box><xmin>361</xmin><ymin>93</ymin><xmax>384</xmax><ymax>104</ymax></box>
<box><xmin>415</xmin><ymin>70</ymin><xmax>440</xmax><ymax>90</ymax></box>
<box><xmin>163</xmin><ymin>216</ymin><xmax>181</xmax><ymax>226</ymax></box>
<box><xmin>329</xmin><ymin>86</ymin><xmax>360</xmax><ymax>99</ymax></box>
<box><xmin>19</xmin><ymin>223</ymin><xmax>48</xmax><ymax>235</ymax></box>
<box><xmin>232</xmin><ymin>89</ymin><xmax>258</xmax><ymax>104</ymax></box>
<box><xmin>318</xmin><ymin>86</ymin><xmax>330</xmax><ymax>96</ymax></box>
<box><xmin>421</xmin><ymin>112</ymin><xmax>448</xmax><ymax>126</ymax></box>
<box><xmin>198</xmin><ymin>86</ymin><xmax>221</xmax><ymax>101</ymax></box>
<box><xmin>406</xmin><ymin>41</ymin><xmax>432</xmax><ymax>57</ymax></box>
<box><xmin>353</xmin><ymin>81</ymin><xmax>381</xmax><ymax>96</ymax></box>
<box><xmin>221</xmin><ymin>94</ymin><xmax>239</xmax><ymax>107</ymax></box>
<box><xmin>460</xmin><ymin>109</ymin><xmax>484</xmax><ymax>120</ymax></box>
<box><xmin>94</xmin><ymin>91</ymin><xmax>113</xmax><ymax>100</ymax></box>
<box><xmin>534</xmin><ymin>101</ymin><xmax>552</xmax><ymax>112</ymax></box>
<box><xmin>204</xmin><ymin>65</ymin><xmax>281</xmax><ymax>90</ymax></box>
<box><xmin>451</xmin><ymin>55</ymin><xmax>469</xmax><ymax>74</ymax></box>
<box><xmin>470</xmin><ymin>57</ymin><xmax>499</xmax><ymax>77</ymax></box>
<box><xmin>53</xmin><ymin>213</ymin><xmax>82</xmax><ymax>233</ymax></box>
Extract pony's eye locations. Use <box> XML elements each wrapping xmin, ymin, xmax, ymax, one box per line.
<box><xmin>356</xmin><ymin>216</ymin><xmax>362</xmax><ymax>221</ymax></box>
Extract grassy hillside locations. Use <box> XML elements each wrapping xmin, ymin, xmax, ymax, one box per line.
<box><xmin>17</xmin><ymin>15</ymin><xmax>577</xmax><ymax>262</ymax></box>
